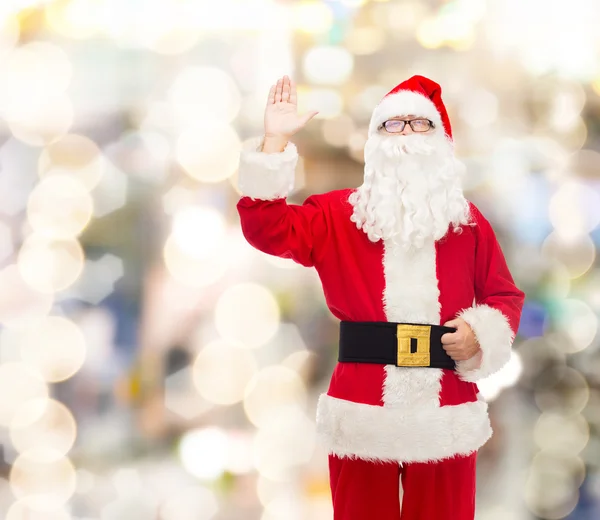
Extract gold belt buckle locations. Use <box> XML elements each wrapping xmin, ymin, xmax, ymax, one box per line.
<box><xmin>396</xmin><ymin>324</ymin><xmax>431</xmax><ymax>367</ymax></box>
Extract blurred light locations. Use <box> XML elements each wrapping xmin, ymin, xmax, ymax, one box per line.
<box><xmin>253</xmin><ymin>406</ymin><xmax>315</xmax><ymax>481</ymax></box>
<box><xmin>347</xmin><ymin>128</ymin><xmax>368</xmax><ymax>163</ymax></box>
<box><xmin>476</xmin><ymin>350</ymin><xmax>523</xmax><ymax>401</ymax></box>
<box><xmin>297</xmin><ymin>87</ymin><xmax>343</xmax><ymax>120</ymax></box>
<box><xmin>548</xmin><ymin>181</ymin><xmax>600</xmax><ymax>238</ymax></box>
<box><xmin>15</xmin><ymin>316</ymin><xmax>86</xmax><ymax>382</ymax></box>
<box><xmin>45</xmin><ymin>0</ymin><xmax>103</xmax><ymax>40</ymax></box>
<box><xmin>303</xmin><ymin>46</ymin><xmax>354</xmax><ymax>86</ymax></box>
<box><xmin>244</xmin><ymin>366</ymin><xmax>307</xmax><ymax>427</ymax></box>
<box><xmin>458</xmin><ymin>88</ymin><xmax>498</xmax><ymax>128</ymax></box>
<box><xmin>9</xmin><ymin>451</ymin><xmax>76</xmax><ymax>511</ymax></box>
<box><xmin>8</xmin><ymin>95</ymin><xmax>74</xmax><ymax>147</ymax></box>
<box><xmin>65</xmin><ymin>254</ymin><xmax>124</xmax><ymax>305</ymax></box>
<box><xmin>0</xmin><ymin>221</ymin><xmax>13</xmax><ymax>262</ymax></box>
<box><xmin>554</xmin><ymin>298</ymin><xmax>598</xmax><ymax>353</ymax></box>
<box><xmin>17</xmin><ymin>236</ymin><xmax>84</xmax><ymax>294</ymax></box>
<box><xmin>91</xmin><ymin>159</ymin><xmax>127</xmax><ymax>217</ymax></box>
<box><xmin>291</xmin><ymin>2</ymin><xmax>333</xmax><ymax>34</ymax></box>
<box><xmin>179</xmin><ymin>427</ymin><xmax>228</xmax><ymax>481</ymax></box>
<box><xmin>0</xmin><ymin>265</ymin><xmax>53</xmax><ymax>329</ymax></box>
<box><xmin>27</xmin><ymin>175</ymin><xmax>93</xmax><ymax>239</ymax></box>
<box><xmin>172</xmin><ymin>206</ymin><xmax>226</xmax><ymax>259</ymax></box>
<box><xmin>339</xmin><ymin>0</ymin><xmax>368</xmax><ymax>6</ymax></box>
<box><xmin>225</xmin><ymin>431</ymin><xmax>254</xmax><ymax>475</ymax></box>
<box><xmin>0</xmin><ymin>362</ymin><xmax>48</xmax><ymax>427</ymax></box>
<box><xmin>593</xmin><ymin>77</ymin><xmax>600</xmax><ymax>96</ymax></box>
<box><xmin>163</xmin><ymin>234</ymin><xmax>228</xmax><ymax>288</ymax></box>
<box><xmin>0</xmin><ymin>42</ymin><xmax>72</xmax><ymax>120</ymax></box>
<box><xmin>256</xmin><ymin>476</ymin><xmax>292</xmax><ymax>507</ymax></box>
<box><xmin>6</xmin><ymin>501</ymin><xmax>71</xmax><ymax>520</ymax></box>
<box><xmin>192</xmin><ymin>340</ymin><xmax>258</xmax><ymax>405</ymax></box>
<box><xmin>176</xmin><ymin>122</ymin><xmax>241</xmax><ymax>182</ymax></box>
<box><xmin>380</xmin><ymin>1</ymin><xmax>427</xmax><ymax>32</ymax></box>
<box><xmin>541</xmin><ymin>232</ymin><xmax>595</xmax><ymax>279</ymax></box>
<box><xmin>215</xmin><ymin>283</ymin><xmax>280</xmax><ymax>349</ymax></box>
<box><xmin>164</xmin><ymin>366</ymin><xmax>214</xmax><ymax>420</ymax></box>
<box><xmin>263</xmin><ymin>254</ymin><xmax>300</xmax><ymax>270</ymax></box>
<box><xmin>159</xmin><ymin>485</ymin><xmax>219</xmax><ymax>520</ymax></box>
<box><xmin>262</xmin><ymin>495</ymin><xmax>303</xmax><ymax>520</ymax></box>
<box><xmin>523</xmin><ymin>452</ymin><xmax>583</xmax><ymax>519</ymax></box>
<box><xmin>345</xmin><ymin>27</ymin><xmax>385</xmax><ymax>55</ymax></box>
<box><xmin>350</xmin><ymin>85</ymin><xmax>387</xmax><ymax>120</ymax></box>
<box><xmin>0</xmin><ymin>14</ymin><xmax>20</xmax><ymax>55</ymax></box>
<box><xmin>534</xmin><ymin>412</ymin><xmax>589</xmax><ymax>456</ymax></box>
<box><xmin>10</xmin><ymin>399</ymin><xmax>77</xmax><ymax>461</ymax></box>
<box><xmin>38</xmin><ymin>134</ymin><xmax>104</xmax><ymax>191</ymax></box>
<box><xmin>534</xmin><ymin>365</ymin><xmax>590</xmax><ymax>413</ymax></box>
<box><xmin>168</xmin><ymin>67</ymin><xmax>241</xmax><ymax>126</ymax></box>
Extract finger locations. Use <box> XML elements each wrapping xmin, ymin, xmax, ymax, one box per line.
<box><xmin>290</xmin><ymin>78</ymin><xmax>297</xmax><ymax>105</ymax></box>
<box><xmin>441</xmin><ymin>332</ymin><xmax>460</xmax><ymax>345</ymax></box>
<box><xmin>282</xmin><ymin>75</ymin><xmax>290</xmax><ymax>102</ymax></box>
<box><xmin>299</xmin><ymin>111</ymin><xmax>319</xmax><ymax>127</ymax></box>
<box><xmin>443</xmin><ymin>319</ymin><xmax>460</xmax><ymax>329</ymax></box>
<box><xmin>267</xmin><ymin>84</ymin><xmax>276</xmax><ymax>105</ymax></box>
<box><xmin>275</xmin><ymin>78</ymin><xmax>283</xmax><ymax>103</ymax></box>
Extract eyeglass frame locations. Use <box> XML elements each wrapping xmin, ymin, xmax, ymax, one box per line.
<box><xmin>378</xmin><ymin>118</ymin><xmax>435</xmax><ymax>133</ymax></box>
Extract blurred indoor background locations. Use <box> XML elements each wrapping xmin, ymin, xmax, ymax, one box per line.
<box><xmin>0</xmin><ymin>0</ymin><xmax>598</xmax><ymax>518</ymax></box>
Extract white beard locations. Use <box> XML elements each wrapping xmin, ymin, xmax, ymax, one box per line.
<box><xmin>348</xmin><ymin>131</ymin><xmax>471</xmax><ymax>250</ymax></box>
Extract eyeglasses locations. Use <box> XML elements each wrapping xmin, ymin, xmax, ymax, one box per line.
<box><xmin>379</xmin><ymin>118</ymin><xmax>434</xmax><ymax>133</ymax></box>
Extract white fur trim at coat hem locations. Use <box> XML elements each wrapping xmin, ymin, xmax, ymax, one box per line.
<box><xmin>238</xmin><ymin>136</ymin><xmax>297</xmax><ymax>200</ymax></box>
<box><xmin>456</xmin><ymin>304</ymin><xmax>514</xmax><ymax>383</ymax></box>
<box><xmin>368</xmin><ymin>90</ymin><xmax>445</xmax><ymax>137</ymax></box>
<box><xmin>316</xmin><ymin>393</ymin><xmax>492</xmax><ymax>463</ymax></box>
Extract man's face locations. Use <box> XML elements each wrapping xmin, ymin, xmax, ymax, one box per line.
<box><xmin>377</xmin><ymin>114</ymin><xmax>435</xmax><ymax>136</ymax></box>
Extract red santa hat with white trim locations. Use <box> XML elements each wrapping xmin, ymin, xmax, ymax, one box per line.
<box><xmin>368</xmin><ymin>75</ymin><xmax>453</xmax><ymax>140</ymax></box>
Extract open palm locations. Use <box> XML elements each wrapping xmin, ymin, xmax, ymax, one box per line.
<box><xmin>265</xmin><ymin>75</ymin><xmax>318</xmax><ymax>139</ymax></box>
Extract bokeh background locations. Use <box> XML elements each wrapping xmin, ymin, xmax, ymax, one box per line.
<box><xmin>0</xmin><ymin>0</ymin><xmax>599</xmax><ymax>518</ymax></box>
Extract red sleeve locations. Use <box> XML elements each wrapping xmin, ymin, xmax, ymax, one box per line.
<box><xmin>237</xmin><ymin>194</ymin><xmax>327</xmax><ymax>267</ymax></box>
<box><xmin>456</xmin><ymin>203</ymin><xmax>525</xmax><ymax>382</ymax></box>
<box><xmin>235</xmin><ymin>136</ymin><xmax>327</xmax><ymax>267</ymax></box>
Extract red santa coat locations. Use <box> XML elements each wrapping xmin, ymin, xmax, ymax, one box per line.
<box><xmin>236</xmin><ymin>137</ymin><xmax>525</xmax><ymax>464</ymax></box>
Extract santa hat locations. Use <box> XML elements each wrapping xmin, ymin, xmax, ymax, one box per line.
<box><xmin>368</xmin><ymin>75</ymin><xmax>452</xmax><ymax>140</ymax></box>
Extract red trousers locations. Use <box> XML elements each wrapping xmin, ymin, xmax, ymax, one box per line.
<box><xmin>329</xmin><ymin>453</ymin><xmax>477</xmax><ymax>520</ymax></box>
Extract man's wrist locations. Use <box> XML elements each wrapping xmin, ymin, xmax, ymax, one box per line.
<box><xmin>261</xmin><ymin>134</ymin><xmax>288</xmax><ymax>153</ymax></box>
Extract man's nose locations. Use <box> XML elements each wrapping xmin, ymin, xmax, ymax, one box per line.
<box><xmin>400</xmin><ymin>124</ymin><xmax>413</xmax><ymax>135</ymax></box>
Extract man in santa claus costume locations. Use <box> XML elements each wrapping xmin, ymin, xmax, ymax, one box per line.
<box><xmin>236</xmin><ymin>74</ymin><xmax>525</xmax><ymax>520</ymax></box>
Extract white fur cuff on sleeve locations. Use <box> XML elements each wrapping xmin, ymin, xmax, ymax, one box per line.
<box><xmin>238</xmin><ymin>136</ymin><xmax>297</xmax><ymax>200</ymax></box>
<box><xmin>456</xmin><ymin>304</ymin><xmax>514</xmax><ymax>382</ymax></box>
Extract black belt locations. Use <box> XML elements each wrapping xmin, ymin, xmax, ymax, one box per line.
<box><xmin>339</xmin><ymin>321</ymin><xmax>457</xmax><ymax>369</ymax></box>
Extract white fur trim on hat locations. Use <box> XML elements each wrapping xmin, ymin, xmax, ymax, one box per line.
<box><xmin>369</xmin><ymin>90</ymin><xmax>444</xmax><ymax>136</ymax></box>
<box><xmin>237</xmin><ymin>136</ymin><xmax>297</xmax><ymax>200</ymax></box>
<box><xmin>455</xmin><ymin>304</ymin><xmax>515</xmax><ymax>382</ymax></box>
<box><xmin>316</xmin><ymin>393</ymin><xmax>492</xmax><ymax>463</ymax></box>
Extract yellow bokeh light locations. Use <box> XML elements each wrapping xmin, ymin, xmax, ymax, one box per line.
<box><xmin>0</xmin><ymin>265</ymin><xmax>53</xmax><ymax>329</ymax></box>
<box><xmin>168</xmin><ymin>66</ymin><xmax>241</xmax><ymax>125</ymax></box>
<box><xmin>345</xmin><ymin>27</ymin><xmax>386</xmax><ymax>55</ymax></box>
<box><xmin>175</xmin><ymin>122</ymin><xmax>241</xmax><ymax>182</ymax></box>
<box><xmin>0</xmin><ymin>13</ymin><xmax>20</xmax><ymax>52</ymax></box>
<box><xmin>45</xmin><ymin>0</ymin><xmax>103</xmax><ymax>40</ymax></box>
<box><xmin>17</xmin><ymin>236</ymin><xmax>85</xmax><ymax>294</ymax></box>
<box><xmin>541</xmin><ymin>232</ymin><xmax>595</xmax><ymax>280</ymax></box>
<box><xmin>38</xmin><ymin>134</ymin><xmax>104</xmax><ymax>191</ymax></box>
<box><xmin>27</xmin><ymin>175</ymin><xmax>93</xmax><ymax>239</ymax></box>
<box><xmin>553</xmin><ymin>299</ymin><xmax>598</xmax><ymax>353</ymax></box>
<box><xmin>416</xmin><ymin>17</ymin><xmax>444</xmax><ymax>49</ymax></box>
<box><xmin>0</xmin><ymin>362</ymin><xmax>48</xmax><ymax>427</ymax></box>
<box><xmin>9</xmin><ymin>452</ymin><xmax>77</xmax><ymax>512</ymax></box>
<box><xmin>192</xmin><ymin>340</ymin><xmax>258</xmax><ymax>405</ymax></box>
<box><xmin>298</xmin><ymin>87</ymin><xmax>344</xmax><ymax>120</ymax></box>
<box><xmin>215</xmin><ymin>283</ymin><xmax>280</xmax><ymax>349</ymax></box>
<box><xmin>17</xmin><ymin>316</ymin><xmax>87</xmax><ymax>382</ymax></box>
<box><xmin>10</xmin><ymin>399</ymin><xmax>77</xmax><ymax>461</ymax></box>
<box><xmin>243</xmin><ymin>366</ymin><xmax>307</xmax><ymax>427</ymax></box>
<box><xmin>533</xmin><ymin>412</ymin><xmax>589</xmax><ymax>456</ymax></box>
<box><xmin>291</xmin><ymin>1</ymin><xmax>334</xmax><ymax>34</ymax></box>
<box><xmin>178</xmin><ymin>427</ymin><xmax>229</xmax><ymax>481</ymax></box>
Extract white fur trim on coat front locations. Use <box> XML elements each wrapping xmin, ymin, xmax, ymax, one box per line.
<box><xmin>237</xmin><ymin>136</ymin><xmax>297</xmax><ymax>200</ymax></box>
<box><xmin>316</xmin><ymin>393</ymin><xmax>492</xmax><ymax>463</ymax></box>
<box><xmin>456</xmin><ymin>304</ymin><xmax>514</xmax><ymax>382</ymax></box>
<box><xmin>369</xmin><ymin>90</ymin><xmax>444</xmax><ymax>137</ymax></box>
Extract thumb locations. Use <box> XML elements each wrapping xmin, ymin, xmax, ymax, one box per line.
<box><xmin>298</xmin><ymin>111</ymin><xmax>319</xmax><ymax>127</ymax></box>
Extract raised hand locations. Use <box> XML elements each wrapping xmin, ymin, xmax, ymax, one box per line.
<box><xmin>262</xmin><ymin>75</ymin><xmax>319</xmax><ymax>153</ymax></box>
